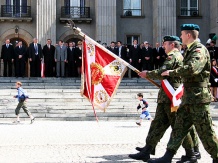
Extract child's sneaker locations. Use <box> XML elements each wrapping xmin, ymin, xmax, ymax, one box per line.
<box><xmin>12</xmin><ymin>120</ymin><xmax>20</xmax><ymax>124</ymax></box>
<box><xmin>30</xmin><ymin>118</ymin><xmax>35</xmax><ymax>124</ymax></box>
<box><xmin>136</xmin><ymin>122</ymin><xmax>141</xmax><ymax>126</ymax></box>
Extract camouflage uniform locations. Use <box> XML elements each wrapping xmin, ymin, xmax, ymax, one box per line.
<box><xmin>146</xmin><ymin>49</ymin><xmax>199</xmax><ymax>152</ymax></box>
<box><xmin>167</xmin><ymin>41</ymin><xmax>218</xmax><ymax>159</ymax></box>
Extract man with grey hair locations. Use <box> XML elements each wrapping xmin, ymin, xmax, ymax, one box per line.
<box><xmin>141</xmin><ymin>41</ymin><xmax>153</xmax><ymax>71</ymax></box>
<box><xmin>28</xmin><ymin>38</ymin><xmax>43</xmax><ymax>77</ymax></box>
<box><xmin>54</xmin><ymin>40</ymin><xmax>67</xmax><ymax>78</ymax></box>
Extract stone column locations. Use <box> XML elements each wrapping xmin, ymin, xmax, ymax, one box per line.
<box><xmin>36</xmin><ymin>0</ymin><xmax>56</xmax><ymax>45</ymax></box>
<box><xmin>153</xmin><ymin>0</ymin><xmax>177</xmax><ymax>44</ymax></box>
<box><xmin>95</xmin><ymin>0</ymin><xmax>117</xmax><ymax>45</ymax></box>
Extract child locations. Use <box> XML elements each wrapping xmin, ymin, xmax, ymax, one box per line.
<box><xmin>136</xmin><ymin>93</ymin><xmax>152</xmax><ymax>126</ymax></box>
<box><xmin>13</xmin><ymin>81</ymin><xmax>35</xmax><ymax>124</ymax></box>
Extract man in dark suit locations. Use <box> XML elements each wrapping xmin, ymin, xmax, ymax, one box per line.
<box><xmin>1</xmin><ymin>39</ymin><xmax>15</xmax><ymax>77</ymax></box>
<box><xmin>75</xmin><ymin>41</ymin><xmax>82</xmax><ymax>77</ymax></box>
<box><xmin>159</xmin><ymin>43</ymin><xmax>167</xmax><ymax>67</ymax></box>
<box><xmin>29</xmin><ymin>38</ymin><xmax>43</xmax><ymax>77</ymax></box>
<box><xmin>141</xmin><ymin>41</ymin><xmax>153</xmax><ymax>71</ymax></box>
<box><xmin>14</xmin><ymin>41</ymin><xmax>26</xmax><ymax>77</ymax></box>
<box><xmin>153</xmin><ymin>42</ymin><xmax>161</xmax><ymax>69</ymax></box>
<box><xmin>117</xmin><ymin>41</ymin><xmax>128</xmax><ymax>62</ymax></box>
<box><xmin>107</xmin><ymin>41</ymin><xmax>118</xmax><ymax>55</ymax></box>
<box><xmin>128</xmin><ymin>39</ymin><xmax>141</xmax><ymax>77</ymax></box>
<box><xmin>42</xmin><ymin>39</ymin><xmax>55</xmax><ymax>77</ymax></box>
<box><xmin>67</xmin><ymin>42</ymin><xmax>77</xmax><ymax>77</ymax></box>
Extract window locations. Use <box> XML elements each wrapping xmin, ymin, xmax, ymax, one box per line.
<box><xmin>6</xmin><ymin>0</ymin><xmax>27</xmax><ymax>17</ymax></box>
<box><xmin>123</xmin><ymin>0</ymin><xmax>141</xmax><ymax>16</ymax></box>
<box><xmin>180</xmin><ymin>0</ymin><xmax>199</xmax><ymax>16</ymax></box>
<box><xmin>126</xmin><ymin>35</ymin><xmax>140</xmax><ymax>45</ymax></box>
<box><xmin>64</xmin><ymin>0</ymin><xmax>85</xmax><ymax>17</ymax></box>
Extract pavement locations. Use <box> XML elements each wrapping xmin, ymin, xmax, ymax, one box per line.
<box><xmin>0</xmin><ymin>120</ymin><xmax>217</xmax><ymax>163</ymax></box>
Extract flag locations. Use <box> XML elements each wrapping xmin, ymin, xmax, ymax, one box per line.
<box><xmin>161</xmin><ymin>79</ymin><xmax>184</xmax><ymax>112</ymax></box>
<box><xmin>81</xmin><ymin>36</ymin><xmax>127</xmax><ymax>112</ymax></box>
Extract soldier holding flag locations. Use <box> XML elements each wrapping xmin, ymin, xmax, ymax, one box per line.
<box><xmin>129</xmin><ymin>35</ymin><xmax>200</xmax><ymax>163</ymax></box>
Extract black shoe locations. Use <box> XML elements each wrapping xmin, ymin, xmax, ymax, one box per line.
<box><xmin>147</xmin><ymin>150</ymin><xmax>174</xmax><ymax>163</ymax></box>
<box><xmin>129</xmin><ymin>152</ymin><xmax>150</xmax><ymax>162</ymax></box>
<box><xmin>30</xmin><ymin>118</ymin><xmax>35</xmax><ymax>124</ymax></box>
<box><xmin>136</xmin><ymin>122</ymin><xmax>141</xmax><ymax>126</ymax></box>
<box><xmin>176</xmin><ymin>155</ymin><xmax>198</xmax><ymax>163</ymax></box>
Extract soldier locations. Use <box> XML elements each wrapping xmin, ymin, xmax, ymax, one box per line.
<box><xmin>147</xmin><ymin>24</ymin><xmax>218</xmax><ymax>163</ymax></box>
<box><xmin>128</xmin><ymin>35</ymin><xmax>200</xmax><ymax>163</ymax></box>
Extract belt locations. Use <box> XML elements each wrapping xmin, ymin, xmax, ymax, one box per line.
<box><xmin>183</xmin><ymin>82</ymin><xmax>208</xmax><ymax>87</ymax></box>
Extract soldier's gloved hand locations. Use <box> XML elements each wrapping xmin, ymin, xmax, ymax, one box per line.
<box><xmin>214</xmin><ymin>78</ymin><xmax>218</xmax><ymax>82</ymax></box>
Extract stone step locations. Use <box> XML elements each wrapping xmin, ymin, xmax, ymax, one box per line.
<box><xmin>1</xmin><ymin>77</ymin><xmax>218</xmax><ymax>121</ymax></box>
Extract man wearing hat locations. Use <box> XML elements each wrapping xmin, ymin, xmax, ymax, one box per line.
<box><xmin>129</xmin><ymin>35</ymin><xmax>200</xmax><ymax>162</ymax></box>
<box><xmin>148</xmin><ymin>24</ymin><xmax>218</xmax><ymax>163</ymax></box>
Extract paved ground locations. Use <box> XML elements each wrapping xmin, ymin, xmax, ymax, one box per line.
<box><xmin>0</xmin><ymin>120</ymin><xmax>217</xmax><ymax>163</ymax></box>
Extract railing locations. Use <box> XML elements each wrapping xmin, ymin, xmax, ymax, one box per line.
<box><xmin>61</xmin><ymin>6</ymin><xmax>90</xmax><ymax>18</ymax></box>
<box><xmin>180</xmin><ymin>9</ymin><xmax>199</xmax><ymax>16</ymax></box>
<box><xmin>1</xmin><ymin>5</ymin><xmax>31</xmax><ymax>17</ymax></box>
<box><xmin>123</xmin><ymin>9</ymin><xmax>142</xmax><ymax>16</ymax></box>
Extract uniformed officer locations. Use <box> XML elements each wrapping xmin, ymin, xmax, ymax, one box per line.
<box><xmin>147</xmin><ymin>24</ymin><xmax>218</xmax><ymax>163</ymax></box>
<box><xmin>128</xmin><ymin>35</ymin><xmax>200</xmax><ymax>163</ymax></box>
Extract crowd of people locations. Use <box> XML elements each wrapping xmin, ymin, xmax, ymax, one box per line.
<box><xmin>0</xmin><ymin>38</ymin><xmax>82</xmax><ymax>78</ymax></box>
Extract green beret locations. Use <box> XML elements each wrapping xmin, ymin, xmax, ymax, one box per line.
<box><xmin>163</xmin><ymin>35</ymin><xmax>181</xmax><ymax>42</ymax></box>
<box><xmin>180</xmin><ymin>24</ymin><xmax>200</xmax><ymax>31</ymax></box>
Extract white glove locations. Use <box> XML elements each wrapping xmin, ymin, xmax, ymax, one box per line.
<box><xmin>214</xmin><ymin>78</ymin><xmax>218</xmax><ymax>82</ymax></box>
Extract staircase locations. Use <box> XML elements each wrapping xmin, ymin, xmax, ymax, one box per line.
<box><xmin>0</xmin><ymin>77</ymin><xmax>218</xmax><ymax>121</ymax></box>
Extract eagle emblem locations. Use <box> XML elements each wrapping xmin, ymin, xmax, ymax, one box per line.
<box><xmin>90</xmin><ymin>63</ymin><xmax>104</xmax><ymax>85</ymax></box>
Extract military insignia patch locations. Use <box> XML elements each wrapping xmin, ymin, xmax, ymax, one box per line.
<box><xmin>109</xmin><ymin>61</ymin><xmax>122</xmax><ymax>75</ymax></box>
<box><xmin>87</xmin><ymin>43</ymin><xmax>95</xmax><ymax>56</ymax></box>
<box><xmin>95</xmin><ymin>90</ymin><xmax>108</xmax><ymax>103</ymax></box>
<box><xmin>91</xmin><ymin>63</ymin><xmax>104</xmax><ymax>85</ymax></box>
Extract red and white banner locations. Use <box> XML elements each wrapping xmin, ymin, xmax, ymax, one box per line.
<box><xmin>81</xmin><ymin>36</ymin><xmax>127</xmax><ymax>112</ymax></box>
<box><xmin>161</xmin><ymin>79</ymin><xmax>184</xmax><ymax>112</ymax></box>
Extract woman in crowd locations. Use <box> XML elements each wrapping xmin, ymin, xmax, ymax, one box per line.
<box><xmin>210</xmin><ymin>59</ymin><xmax>218</xmax><ymax>102</ymax></box>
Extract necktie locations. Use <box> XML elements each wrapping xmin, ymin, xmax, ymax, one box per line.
<box><xmin>6</xmin><ymin>44</ymin><xmax>8</xmax><ymax>48</ymax></box>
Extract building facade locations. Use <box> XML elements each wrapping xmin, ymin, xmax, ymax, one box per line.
<box><xmin>0</xmin><ymin>0</ymin><xmax>217</xmax><ymax>76</ymax></box>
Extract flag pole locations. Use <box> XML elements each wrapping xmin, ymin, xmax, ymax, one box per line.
<box><xmin>72</xmin><ymin>26</ymin><xmax>161</xmax><ymax>89</ymax></box>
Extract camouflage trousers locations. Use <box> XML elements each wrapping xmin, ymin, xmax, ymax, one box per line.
<box><xmin>146</xmin><ymin>103</ymin><xmax>199</xmax><ymax>152</ymax></box>
<box><xmin>167</xmin><ymin>103</ymin><xmax>218</xmax><ymax>159</ymax></box>
<box><xmin>15</xmin><ymin>101</ymin><xmax>31</xmax><ymax>116</ymax></box>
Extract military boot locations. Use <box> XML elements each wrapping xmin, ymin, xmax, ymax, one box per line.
<box><xmin>194</xmin><ymin>146</ymin><xmax>201</xmax><ymax>159</ymax></box>
<box><xmin>128</xmin><ymin>145</ymin><xmax>153</xmax><ymax>161</ymax></box>
<box><xmin>176</xmin><ymin>149</ymin><xmax>198</xmax><ymax>163</ymax></box>
<box><xmin>147</xmin><ymin>150</ymin><xmax>174</xmax><ymax>163</ymax></box>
